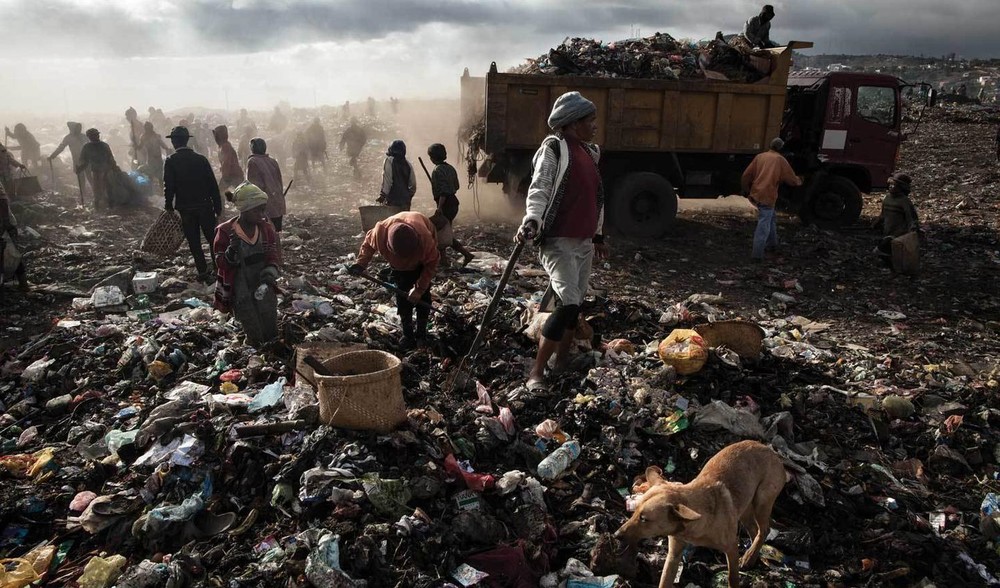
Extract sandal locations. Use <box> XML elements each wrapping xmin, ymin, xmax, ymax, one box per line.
<box><xmin>526</xmin><ymin>377</ymin><xmax>548</xmax><ymax>392</ymax></box>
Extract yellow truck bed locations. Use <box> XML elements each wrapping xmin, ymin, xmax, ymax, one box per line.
<box><xmin>483</xmin><ymin>43</ymin><xmax>811</xmax><ymax>155</ymax></box>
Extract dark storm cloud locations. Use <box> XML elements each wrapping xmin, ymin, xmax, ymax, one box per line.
<box><xmin>5</xmin><ymin>0</ymin><xmax>163</xmax><ymax>57</ymax></box>
<box><xmin>5</xmin><ymin>0</ymin><xmax>1000</xmax><ymax>59</ymax></box>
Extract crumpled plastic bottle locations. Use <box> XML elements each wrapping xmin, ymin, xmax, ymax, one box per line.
<box><xmin>537</xmin><ymin>440</ymin><xmax>582</xmax><ymax>480</ymax></box>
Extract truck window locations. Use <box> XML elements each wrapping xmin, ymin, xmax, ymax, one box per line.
<box><xmin>857</xmin><ymin>86</ymin><xmax>896</xmax><ymax>126</ymax></box>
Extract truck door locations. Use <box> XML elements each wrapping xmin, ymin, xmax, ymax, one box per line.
<box><xmin>845</xmin><ymin>84</ymin><xmax>901</xmax><ymax>188</ymax></box>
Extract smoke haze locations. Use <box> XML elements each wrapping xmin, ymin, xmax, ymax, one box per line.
<box><xmin>1</xmin><ymin>0</ymin><xmax>997</xmax><ymax>115</ymax></box>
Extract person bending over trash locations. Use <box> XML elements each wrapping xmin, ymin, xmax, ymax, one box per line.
<box><xmin>516</xmin><ymin>91</ymin><xmax>609</xmax><ymax>392</ymax></box>
<box><xmin>213</xmin><ymin>182</ymin><xmax>282</xmax><ymax>346</ymax></box>
<box><xmin>378</xmin><ymin>140</ymin><xmax>417</xmax><ymax>210</ymax></box>
<box><xmin>76</xmin><ymin>129</ymin><xmax>116</xmax><ymax>210</ymax></box>
<box><xmin>428</xmin><ymin>143</ymin><xmax>475</xmax><ymax>267</ymax></box>
<box><xmin>872</xmin><ymin>173</ymin><xmax>920</xmax><ymax>267</ymax></box>
<box><xmin>349</xmin><ymin>211</ymin><xmax>440</xmax><ymax>349</ymax></box>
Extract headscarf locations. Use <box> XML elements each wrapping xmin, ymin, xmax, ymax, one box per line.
<box><xmin>231</xmin><ymin>182</ymin><xmax>269</xmax><ymax>212</ymax></box>
<box><xmin>547</xmin><ymin>91</ymin><xmax>596</xmax><ymax>130</ymax></box>
<box><xmin>250</xmin><ymin>138</ymin><xmax>267</xmax><ymax>155</ymax></box>
<box><xmin>387</xmin><ymin>223</ymin><xmax>418</xmax><ymax>256</ymax></box>
<box><xmin>890</xmin><ymin>173</ymin><xmax>911</xmax><ymax>194</ymax></box>
<box><xmin>387</xmin><ymin>140</ymin><xmax>406</xmax><ymax>158</ymax></box>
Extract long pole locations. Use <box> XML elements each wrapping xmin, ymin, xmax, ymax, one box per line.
<box><xmin>417</xmin><ymin>157</ymin><xmax>433</xmax><ymax>183</ymax></box>
<box><xmin>447</xmin><ymin>239</ymin><xmax>525</xmax><ymax>395</ymax></box>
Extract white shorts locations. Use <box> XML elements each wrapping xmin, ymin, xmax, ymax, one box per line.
<box><xmin>539</xmin><ymin>237</ymin><xmax>594</xmax><ymax>306</ymax></box>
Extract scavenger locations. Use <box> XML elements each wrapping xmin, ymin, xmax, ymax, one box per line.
<box><xmin>872</xmin><ymin>172</ymin><xmax>920</xmax><ymax>267</ymax></box>
<box><xmin>349</xmin><ymin>211</ymin><xmax>440</xmax><ymax>349</ymax></box>
<box><xmin>213</xmin><ymin>125</ymin><xmax>243</xmax><ymax>191</ymax></box>
<box><xmin>75</xmin><ymin>129</ymin><xmax>117</xmax><ymax>210</ymax></box>
<box><xmin>515</xmin><ymin>91</ymin><xmax>609</xmax><ymax>391</ymax></box>
<box><xmin>246</xmin><ymin>138</ymin><xmax>286</xmax><ymax>231</ymax></box>
<box><xmin>163</xmin><ymin>126</ymin><xmax>222</xmax><ymax>283</ymax></box>
<box><xmin>379</xmin><ymin>140</ymin><xmax>417</xmax><ymax>210</ymax></box>
<box><xmin>0</xmin><ymin>181</ymin><xmax>28</xmax><ymax>291</ymax></box>
<box><xmin>49</xmin><ymin>122</ymin><xmax>89</xmax><ymax>195</ymax></box>
<box><xmin>428</xmin><ymin>143</ymin><xmax>475</xmax><ymax>266</ymax></box>
<box><xmin>741</xmin><ymin>138</ymin><xmax>802</xmax><ymax>261</ymax></box>
<box><xmin>213</xmin><ymin>182</ymin><xmax>282</xmax><ymax>346</ymax></box>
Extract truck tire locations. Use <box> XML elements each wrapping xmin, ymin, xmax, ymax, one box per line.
<box><xmin>805</xmin><ymin>176</ymin><xmax>863</xmax><ymax>228</ymax></box>
<box><xmin>611</xmin><ymin>172</ymin><xmax>677</xmax><ymax>238</ymax></box>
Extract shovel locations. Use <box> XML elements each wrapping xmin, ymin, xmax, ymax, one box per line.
<box><xmin>447</xmin><ymin>239</ymin><xmax>525</xmax><ymax>393</ymax></box>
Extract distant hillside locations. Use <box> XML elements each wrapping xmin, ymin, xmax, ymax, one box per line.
<box><xmin>792</xmin><ymin>54</ymin><xmax>1000</xmax><ymax>96</ymax></box>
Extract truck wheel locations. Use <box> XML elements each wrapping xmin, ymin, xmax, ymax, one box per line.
<box><xmin>806</xmin><ymin>176</ymin><xmax>862</xmax><ymax>228</ymax></box>
<box><xmin>611</xmin><ymin>173</ymin><xmax>677</xmax><ymax>238</ymax></box>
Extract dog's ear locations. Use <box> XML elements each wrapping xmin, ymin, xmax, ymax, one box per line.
<box><xmin>669</xmin><ymin>503</ymin><xmax>702</xmax><ymax>522</ymax></box>
<box><xmin>644</xmin><ymin>466</ymin><xmax>664</xmax><ymax>485</ymax></box>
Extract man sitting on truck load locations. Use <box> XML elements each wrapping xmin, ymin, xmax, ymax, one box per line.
<box><xmin>744</xmin><ymin>4</ymin><xmax>778</xmax><ymax>49</ymax></box>
<box><xmin>742</xmin><ymin>137</ymin><xmax>802</xmax><ymax>261</ymax></box>
<box><xmin>516</xmin><ymin>91</ymin><xmax>609</xmax><ymax>392</ymax></box>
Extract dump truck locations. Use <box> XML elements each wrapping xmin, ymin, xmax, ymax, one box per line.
<box><xmin>461</xmin><ymin>42</ymin><xmax>908</xmax><ymax>236</ymax></box>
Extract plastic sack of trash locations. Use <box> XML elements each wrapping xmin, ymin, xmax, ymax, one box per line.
<box><xmin>305</xmin><ymin>532</ymin><xmax>358</xmax><ymax>587</ymax></box>
<box><xmin>657</xmin><ymin>329</ymin><xmax>709</xmax><ymax>375</ymax></box>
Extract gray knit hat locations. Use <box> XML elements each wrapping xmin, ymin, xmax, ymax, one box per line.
<box><xmin>547</xmin><ymin>91</ymin><xmax>596</xmax><ymax>130</ymax></box>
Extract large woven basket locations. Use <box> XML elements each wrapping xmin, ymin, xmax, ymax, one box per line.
<box><xmin>358</xmin><ymin>205</ymin><xmax>402</xmax><ymax>232</ymax></box>
<box><xmin>694</xmin><ymin>321</ymin><xmax>765</xmax><ymax>359</ymax></box>
<box><xmin>315</xmin><ymin>350</ymin><xmax>405</xmax><ymax>433</ymax></box>
<box><xmin>140</xmin><ymin>210</ymin><xmax>185</xmax><ymax>256</ymax></box>
<box><xmin>294</xmin><ymin>341</ymin><xmax>368</xmax><ymax>387</ymax></box>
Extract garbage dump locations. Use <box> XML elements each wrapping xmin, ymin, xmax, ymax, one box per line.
<box><xmin>1</xmin><ymin>101</ymin><xmax>999</xmax><ymax>587</ymax></box>
<box><xmin>512</xmin><ymin>34</ymin><xmax>771</xmax><ymax>83</ymax></box>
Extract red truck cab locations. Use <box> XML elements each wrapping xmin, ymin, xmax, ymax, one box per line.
<box><xmin>783</xmin><ymin>71</ymin><xmax>904</xmax><ymax>226</ymax></box>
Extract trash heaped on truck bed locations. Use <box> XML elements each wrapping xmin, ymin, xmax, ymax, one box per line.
<box><xmin>510</xmin><ymin>34</ymin><xmax>772</xmax><ymax>83</ymax></box>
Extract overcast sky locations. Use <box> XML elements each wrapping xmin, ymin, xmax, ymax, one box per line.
<box><xmin>0</xmin><ymin>0</ymin><xmax>992</xmax><ymax>116</ymax></box>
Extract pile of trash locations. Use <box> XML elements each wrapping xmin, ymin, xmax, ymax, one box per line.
<box><xmin>3</xmin><ymin>101</ymin><xmax>1000</xmax><ymax>587</ymax></box>
<box><xmin>510</xmin><ymin>34</ymin><xmax>770</xmax><ymax>83</ymax></box>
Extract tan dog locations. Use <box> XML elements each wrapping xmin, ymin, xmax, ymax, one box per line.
<box><xmin>614</xmin><ymin>440</ymin><xmax>785</xmax><ymax>588</ymax></box>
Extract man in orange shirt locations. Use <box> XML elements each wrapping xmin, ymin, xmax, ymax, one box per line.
<box><xmin>350</xmin><ymin>211</ymin><xmax>440</xmax><ymax>348</ymax></box>
<box><xmin>741</xmin><ymin>138</ymin><xmax>802</xmax><ymax>260</ymax></box>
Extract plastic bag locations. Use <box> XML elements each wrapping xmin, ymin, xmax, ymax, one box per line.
<box><xmin>0</xmin><ymin>558</ymin><xmax>40</xmax><ymax>588</ymax></box>
<box><xmin>248</xmin><ymin>377</ymin><xmax>286</xmax><ymax>413</ymax></box>
<box><xmin>1</xmin><ymin>232</ymin><xmax>21</xmax><ymax>280</ymax></box>
<box><xmin>77</xmin><ymin>554</ymin><xmax>126</xmax><ymax>588</ymax></box>
<box><xmin>657</xmin><ymin>329</ymin><xmax>709</xmax><ymax>375</ymax></box>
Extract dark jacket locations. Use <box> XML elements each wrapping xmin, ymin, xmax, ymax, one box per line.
<box><xmin>77</xmin><ymin>141</ymin><xmax>115</xmax><ymax>173</ymax></box>
<box><xmin>873</xmin><ymin>191</ymin><xmax>919</xmax><ymax>238</ymax></box>
<box><xmin>164</xmin><ymin>147</ymin><xmax>221</xmax><ymax>212</ymax></box>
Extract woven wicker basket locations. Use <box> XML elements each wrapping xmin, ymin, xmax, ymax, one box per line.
<box><xmin>294</xmin><ymin>341</ymin><xmax>368</xmax><ymax>387</ymax></box>
<box><xmin>358</xmin><ymin>205</ymin><xmax>402</xmax><ymax>232</ymax></box>
<box><xmin>315</xmin><ymin>350</ymin><xmax>405</xmax><ymax>433</ymax></box>
<box><xmin>694</xmin><ymin>321</ymin><xmax>765</xmax><ymax>359</ymax></box>
<box><xmin>140</xmin><ymin>211</ymin><xmax>185</xmax><ymax>256</ymax></box>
